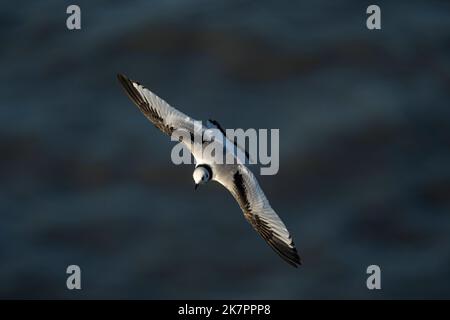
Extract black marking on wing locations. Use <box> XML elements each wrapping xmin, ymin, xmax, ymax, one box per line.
<box><xmin>208</xmin><ymin>119</ymin><xmax>226</xmax><ymax>136</ymax></box>
<box><xmin>233</xmin><ymin>170</ymin><xmax>252</xmax><ymax>212</ymax></box>
<box><xmin>208</xmin><ymin>119</ymin><xmax>250</xmax><ymax>160</ymax></box>
<box><xmin>232</xmin><ymin>171</ymin><xmax>301</xmax><ymax>267</ymax></box>
<box><xmin>117</xmin><ymin>74</ymin><xmax>174</xmax><ymax>136</ymax></box>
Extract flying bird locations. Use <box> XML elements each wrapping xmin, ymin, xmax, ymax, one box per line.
<box><xmin>117</xmin><ymin>74</ymin><xmax>301</xmax><ymax>267</ymax></box>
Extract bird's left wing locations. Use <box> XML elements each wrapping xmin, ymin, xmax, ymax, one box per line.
<box><xmin>117</xmin><ymin>74</ymin><xmax>196</xmax><ymax>139</ymax></box>
<box><xmin>214</xmin><ymin>165</ymin><xmax>301</xmax><ymax>267</ymax></box>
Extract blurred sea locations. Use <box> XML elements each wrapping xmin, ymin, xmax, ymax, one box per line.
<box><xmin>0</xmin><ymin>0</ymin><xmax>450</xmax><ymax>298</ymax></box>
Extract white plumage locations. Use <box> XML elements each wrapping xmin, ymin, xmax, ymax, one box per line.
<box><xmin>118</xmin><ymin>74</ymin><xmax>301</xmax><ymax>267</ymax></box>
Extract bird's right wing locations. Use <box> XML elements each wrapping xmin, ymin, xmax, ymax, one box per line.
<box><xmin>117</xmin><ymin>74</ymin><xmax>197</xmax><ymax>139</ymax></box>
<box><xmin>206</xmin><ymin>119</ymin><xmax>251</xmax><ymax>162</ymax></box>
<box><xmin>215</xmin><ymin>165</ymin><xmax>301</xmax><ymax>267</ymax></box>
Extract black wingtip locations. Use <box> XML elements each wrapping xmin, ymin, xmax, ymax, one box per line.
<box><xmin>287</xmin><ymin>251</ymin><xmax>302</xmax><ymax>268</ymax></box>
<box><xmin>290</xmin><ymin>253</ymin><xmax>302</xmax><ymax>268</ymax></box>
<box><xmin>117</xmin><ymin>73</ymin><xmax>129</xmax><ymax>89</ymax></box>
<box><xmin>117</xmin><ymin>73</ymin><xmax>129</xmax><ymax>85</ymax></box>
<box><xmin>116</xmin><ymin>73</ymin><xmax>147</xmax><ymax>108</ymax></box>
<box><xmin>272</xmin><ymin>235</ymin><xmax>301</xmax><ymax>267</ymax></box>
<box><xmin>292</xmin><ymin>250</ymin><xmax>302</xmax><ymax>268</ymax></box>
<box><xmin>295</xmin><ymin>255</ymin><xmax>303</xmax><ymax>268</ymax></box>
<box><xmin>117</xmin><ymin>73</ymin><xmax>136</xmax><ymax>88</ymax></box>
<box><xmin>268</xmin><ymin>238</ymin><xmax>302</xmax><ymax>268</ymax></box>
<box><xmin>291</xmin><ymin>243</ymin><xmax>303</xmax><ymax>267</ymax></box>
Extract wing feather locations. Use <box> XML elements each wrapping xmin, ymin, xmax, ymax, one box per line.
<box><xmin>215</xmin><ymin>165</ymin><xmax>301</xmax><ymax>267</ymax></box>
<box><xmin>117</xmin><ymin>74</ymin><xmax>195</xmax><ymax>137</ymax></box>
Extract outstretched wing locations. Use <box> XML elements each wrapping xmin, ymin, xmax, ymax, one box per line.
<box><xmin>215</xmin><ymin>165</ymin><xmax>301</xmax><ymax>267</ymax></box>
<box><xmin>117</xmin><ymin>74</ymin><xmax>196</xmax><ymax>138</ymax></box>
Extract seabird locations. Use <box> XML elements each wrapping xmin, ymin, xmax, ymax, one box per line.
<box><xmin>117</xmin><ymin>74</ymin><xmax>301</xmax><ymax>267</ymax></box>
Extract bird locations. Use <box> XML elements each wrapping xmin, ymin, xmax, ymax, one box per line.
<box><xmin>117</xmin><ymin>73</ymin><xmax>301</xmax><ymax>267</ymax></box>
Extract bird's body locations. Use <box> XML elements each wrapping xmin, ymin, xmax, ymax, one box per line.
<box><xmin>117</xmin><ymin>74</ymin><xmax>301</xmax><ymax>267</ymax></box>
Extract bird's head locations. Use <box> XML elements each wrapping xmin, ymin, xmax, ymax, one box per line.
<box><xmin>193</xmin><ymin>165</ymin><xmax>212</xmax><ymax>190</ymax></box>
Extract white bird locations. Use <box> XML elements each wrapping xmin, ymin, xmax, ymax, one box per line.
<box><xmin>117</xmin><ymin>74</ymin><xmax>301</xmax><ymax>267</ymax></box>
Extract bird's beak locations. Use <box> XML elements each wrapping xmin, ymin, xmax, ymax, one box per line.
<box><xmin>194</xmin><ymin>183</ymin><xmax>199</xmax><ymax>191</ymax></box>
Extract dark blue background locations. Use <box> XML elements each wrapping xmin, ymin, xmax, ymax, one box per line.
<box><xmin>0</xmin><ymin>0</ymin><xmax>449</xmax><ymax>298</ymax></box>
